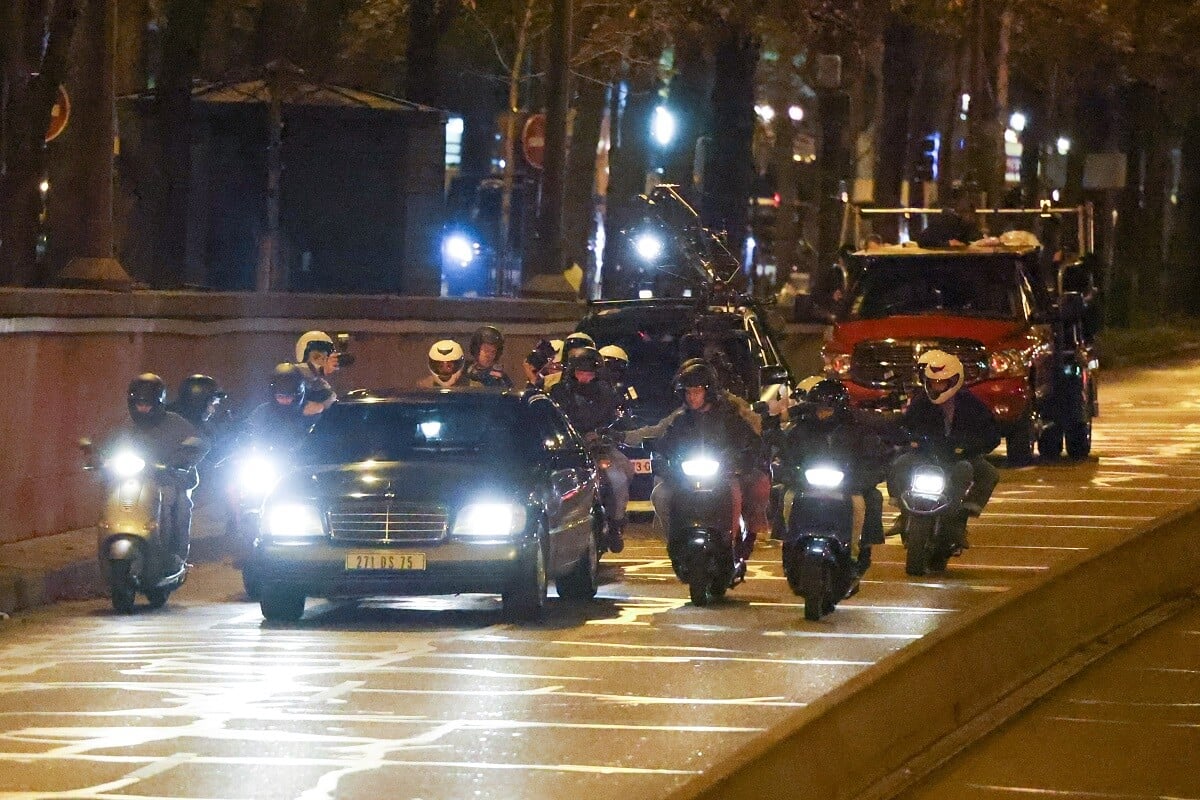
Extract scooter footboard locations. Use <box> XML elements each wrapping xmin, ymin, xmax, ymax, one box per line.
<box><xmin>786</xmin><ymin>494</ymin><xmax>855</xmax><ymax>544</ymax></box>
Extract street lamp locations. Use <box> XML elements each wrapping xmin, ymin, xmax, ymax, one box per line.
<box><xmin>1009</xmin><ymin>112</ymin><xmax>1027</xmax><ymax>133</ymax></box>
<box><xmin>651</xmin><ymin>106</ymin><xmax>676</xmax><ymax>147</ymax></box>
<box><xmin>754</xmin><ymin>104</ymin><xmax>775</xmax><ymax>123</ymax></box>
<box><xmin>1056</xmin><ymin>136</ymin><xmax>1072</xmax><ymax>156</ymax></box>
<box><xmin>788</xmin><ymin>105</ymin><xmax>804</xmax><ymax>122</ymax></box>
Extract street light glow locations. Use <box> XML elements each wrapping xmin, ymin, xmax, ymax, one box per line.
<box><xmin>788</xmin><ymin>105</ymin><xmax>804</xmax><ymax>122</ymax></box>
<box><xmin>755</xmin><ymin>104</ymin><xmax>775</xmax><ymax>123</ymax></box>
<box><xmin>1009</xmin><ymin>112</ymin><xmax>1027</xmax><ymax>132</ymax></box>
<box><xmin>1057</xmin><ymin>137</ymin><xmax>1072</xmax><ymax>155</ymax></box>
<box><xmin>651</xmin><ymin>106</ymin><xmax>676</xmax><ymax>147</ymax></box>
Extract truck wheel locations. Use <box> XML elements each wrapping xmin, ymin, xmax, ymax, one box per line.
<box><xmin>1065</xmin><ymin>419</ymin><xmax>1092</xmax><ymax>460</ymax></box>
<box><xmin>1037</xmin><ymin>425</ymin><xmax>1063</xmax><ymax>459</ymax></box>
<box><xmin>1006</xmin><ymin>411</ymin><xmax>1034</xmax><ymax>466</ymax></box>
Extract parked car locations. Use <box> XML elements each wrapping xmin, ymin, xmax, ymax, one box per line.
<box><xmin>805</xmin><ymin>241</ymin><xmax>1098</xmax><ymax>464</ymax></box>
<box><xmin>251</xmin><ymin>388</ymin><xmax>601</xmax><ymax>622</ymax></box>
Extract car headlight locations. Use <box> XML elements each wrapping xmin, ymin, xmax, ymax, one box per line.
<box><xmin>989</xmin><ymin>349</ymin><xmax>1028</xmax><ymax>378</ymax></box>
<box><xmin>109</xmin><ymin>451</ymin><xmax>146</xmax><ymax>478</ymax></box>
<box><xmin>453</xmin><ymin>502</ymin><xmax>527</xmax><ymax>539</ymax></box>
<box><xmin>804</xmin><ymin>466</ymin><xmax>845</xmax><ymax>488</ymax></box>
<box><xmin>681</xmin><ymin>457</ymin><xmax>720</xmax><ymax>478</ymax></box>
<box><xmin>239</xmin><ymin>456</ymin><xmax>279</xmax><ymax>498</ymax></box>
<box><xmin>443</xmin><ymin>233</ymin><xmax>478</xmax><ymax>267</ymax></box>
<box><xmin>634</xmin><ymin>232</ymin><xmax>664</xmax><ymax>262</ymax></box>
<box><xmin>266</xmin><ymin>503</ymin><xmax>326</xmax><ymax>539</ymax></box>
<box><xmin>910</xmin><ymin>469</ymin><xmax>946</xmax><ymax>498</ymax></box>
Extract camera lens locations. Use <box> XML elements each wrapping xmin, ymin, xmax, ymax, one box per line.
<box><xmin>338</xmin><ymin>352</ymin><xmax>356</xmax><ymax>367</ymax></box>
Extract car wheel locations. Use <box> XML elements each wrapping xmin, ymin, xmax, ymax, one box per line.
<box><xmin>556</xmin><ymin>523</ymin><xmax>599</xmax><ymax>601</ymax></box>
<box><xmin>1006</xmin><ymin>410</ymin><xmax>1034</xmax><ymax>466</ymax></box>
<box><xmin>1037</xmin><ymin>425</ymin><xmax>1063</xmax><ymax>459</ymax></box>
<box><xmin>503</xmin><ymin>528</ymin><xmax>548</xmax><ymax>621</ymax></box>
<box><xmin>1065</xmin><ymin>419</ymin><xmax>1092</xmax><ymax>460</ymax></box>
<box><xmin>260</xmin><ymin>587</ymin><xmax>306</xmax><ymax>622</ymax></box>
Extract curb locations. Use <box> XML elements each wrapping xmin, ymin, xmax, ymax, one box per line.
<box><xmin>670</xmin><ymin>499</ymin><xmax>1200</xmax><ymax>800</ymax></box>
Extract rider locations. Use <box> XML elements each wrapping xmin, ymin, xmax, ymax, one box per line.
<box><xmin>419</xmin><ymin>340</ymin><xmax>470</xmax><ymax>388</ymax></box>
<box><xmin>543</xmin><ymin>332</ymin><xmax>596</xmax><ymax>391</ymax></box>
<box><xmin>100</xmin><ymin>374</ymin><xmax>209</xmax><ymax>569</ymax></box>
<box><xmin>549</xmin><ymin>347</ymin><xmax>631</xmax><ymax>552</ymax></box>
<box><xmin>465</xmin><ymin>325</ymin><xmax>514</xmax><ymax>388</ymax></box>
<box><xmin>523</xmin><ymin>338</ymin><xmax>564</xmax><ymax>388</ymax></box>
<box><xmin>783</xmin><ymin>379</ymin><xmax>888</xmax><ymax>570</ymax></box>
<box><xmin>651</xmin><ymin>362</ymin><xmax>769</xmax><ymax>560</ymax></box>
<box><xmin>242</xmin><ymin>363</ymin><xmax>316</xmax><ymax>449</ymax></box>
<box><xmin>887</xmin><ymin>350</ymin><xmax>1001</xmax><ymax>548</ymax></box>
<box><xmin>167</xmin><ymin>374</ymin><xmax>228</xmax><ymax>438</ymax></box>
<box><xmin>598</xmin><ymin>344</ymin><xmax>637</xmax><ymax>405</ymax></box>
<box><xmin>293</xmin><ymin>331</ymin><xmax>340</xmax><ymax>416</ymax></box>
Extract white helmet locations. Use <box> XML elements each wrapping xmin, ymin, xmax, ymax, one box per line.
<box><xmin>797</xmin><ymin>375</ymin><xmax>825</xmax><ymax>397</ymax></box>
<box><xmin>561</xmin><ymin>331</ymin><xmax>595</xmax><ymax>361</ymax></box>
<box><xmin>917</xmin><ymin>349</ymin><xmax>964</xmax><ymax>405</ymax></box>
<box><xmin>598</xmin><ymin>344</ymin><xmax>629</xmax><ymax>364</ymax></box>
<box><xmin>549</xmin><ymin>338</ymin><xmax>566</xmax><ymax>363</ymax></box>
<box><xmin>295</xmin><ymin>330</ymin><xmax>334</xmax><ymax>363</ymax></box>
<box><xmin>427</xmin><ymin>340</ymin><xmax>466</xmax><ymax>382</ymax></box>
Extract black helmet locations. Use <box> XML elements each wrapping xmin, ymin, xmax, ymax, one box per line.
<box><xmin>176</xmin><ymin>374</ymin><xmax>225</xmax><ymax>425</ymax></box>
<box><xmin>127</xmin><ymin>373</ymin><xmax>167</xmax><ymax>425</ymax></box>
<box><xmin>269</xmin><ymin>363</ymin><xmax>306</xmax><ymax>408</ymax></box>
<box><xmin>806</xmin><ymin>378</ymin><xmax>851</xmax><ymax>420</ymax></box>
<box><xmin>566</xmin><ymin>346</ymin><xmax>603</xmax><ymax>379</ymax></box>
<box><xmin>469</xmin><ymin>325</ymin><xmax>505</xmax><ymax>359</ymax></box>
<box><xmin>675</xmin><ymin>362</ymin><xmax>720</xmax><ymax>406</ymax></box>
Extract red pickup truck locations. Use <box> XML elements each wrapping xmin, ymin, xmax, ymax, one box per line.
<box><xmin>811</xmin><ymin>242</ymin><xmax>1098</xmax><ymax>464</ymax></box>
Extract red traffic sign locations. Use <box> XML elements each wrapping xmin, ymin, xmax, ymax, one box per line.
<box><xmin>45</xmin><ymin>84</ymin><xmax>70</xmax><ymax>143</ymax></box>
<box><xmin>522</xmin><ymin>112</ymin><xmax>546</xmax><ymax>170</ymax></box>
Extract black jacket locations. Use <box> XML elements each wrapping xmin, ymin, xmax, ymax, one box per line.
<box><xmin>466</xmin><ymin>362</ymin><xmax>514</xmax><ymax>388</ymax></box>
<box><xmin>549</xmin><ymin>378</ymin><xmax>621</xmax><ymax>435</ymax></box>
<box><xmin>915</xmin><ymin>211</ymin><xmax>982</xmax><ymax>248</ymax></box>
<box><xmin>782</xmin><ymin>416</ymin><xmax>889</xmax><ymax>490</ymax></box>
<box><xmin>656</xmin><ymin>399</ymin><xmax>764</xmax><ymax>474</ymax></box>
<box><xmin>900</xmin><ymin>390</ymin><xmax>1000</xmax><ymax>460</ymax></box>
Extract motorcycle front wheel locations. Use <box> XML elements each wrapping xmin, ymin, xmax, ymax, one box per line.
<box><xmin>688</xmin><ymin>550</ymin><xmax>713</xmax><ymax>606</ymax></box>
<box><xmin>801</xmin><ymin>559</ymin><xmax>830</xmax><ymax>621</ymax></box>
<box><xmin>904</xmin><ymin>517</ymin><xmax>933</xmax><ymax>577</ymax></box>
<box><xmin>107</xmin><ymin>560</ymin><xmax>136</xmax><ymax>614</ymax></box>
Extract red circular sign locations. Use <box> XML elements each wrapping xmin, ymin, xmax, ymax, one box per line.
<box><xmin>522</xmin><ymin>112</ymin><xmax>546</xmax><ymax>170</ymax></box>
<box><xmin>45</xmin><ymin>84</ymin><xmax>70</xmax><ymax>143</ymax></box>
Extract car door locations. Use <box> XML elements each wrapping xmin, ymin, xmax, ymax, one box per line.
<box><xmin>526</xmin><ymin>396</ymin><xmax>591</xmax><ymax>570</ymax></box>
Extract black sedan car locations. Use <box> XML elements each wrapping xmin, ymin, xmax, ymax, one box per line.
<box><xmin>252</xmin><ymin>388</ymin><xmax>601</xmax><ymax>622</ymax></box>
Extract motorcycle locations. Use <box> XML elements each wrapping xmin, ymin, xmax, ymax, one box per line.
<box><xmin>894</xmin><ymin>437</ymin><xmax>972</xmax><ymax>576</ymax></box>
<box><xmin>781</xmin><ymin>457</ymin><xmax>866</xmax><ymax>621</ymax></box>
<box><xmin>224</xmin><ymin>445</ymin><xmax>285</xmax><ymax>598</ymax></box>
<box><xmin>81</xmin><ymin>439</ymin><xmax>198</xmax><ymax>613</ymax></box>
<box><xmin>655</xmin><ymin>447</ymin><xmax>749</xmax><ymax>606</ymax></box>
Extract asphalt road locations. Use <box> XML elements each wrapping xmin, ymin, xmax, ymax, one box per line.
<box><xmin>2</xmin><ymin>359</ymin><xmax>1200</xmax><ymax>800</ymax></box>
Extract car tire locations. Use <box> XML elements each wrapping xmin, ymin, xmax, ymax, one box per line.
<box><xmin>1065</xmin><ymin>419</ymin><xmax>1092</xmax><ymax>460</ymax></box>
<box><xmin>1037</xmin><ymin>425</ymin><xmax>1063</xmax><ymax>460</ymax></box>
<box><xmin>1006</xmin><ymin>410</ymin><xmax>1035</xmax><ymax>466</ymax></box>
<box><xmin>503</xmin><ymin>529</ymin><xmax>548</xmax><ymax>621</ymax></box>
<box><xmin>260</xmin><ymin>587</ymin><xmax>305</xmax><ymax>622</ymax></box>
<box><xmin>557</xmin><ymin>523</ymin><xmax>599</xmax><ymax>601</ymax></box>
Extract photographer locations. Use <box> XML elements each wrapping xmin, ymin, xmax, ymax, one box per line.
<box><xmin>293</xmin><ymin>331</ymin><xmax>352</xmax><ymax>416</ymax></box>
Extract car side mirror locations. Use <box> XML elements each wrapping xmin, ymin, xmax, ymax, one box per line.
<box><xmin>1058</xmin><ymin>291</ymin><xmax>1085</xmax><ymax>323</ymax></box>
<box><xmin>792</xmin><ymin>294</ymin><xmax>835</xmax><ymax>325</ymax></box>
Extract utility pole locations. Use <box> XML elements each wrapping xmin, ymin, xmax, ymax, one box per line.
<box><xmin>521</xmin><ymin>0</ymin><xmax>577</xmax><ymax>299</ymax></box>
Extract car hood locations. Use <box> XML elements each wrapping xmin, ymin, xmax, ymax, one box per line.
<box><xmin>830</xmin><ymin>316</ymin><xmax>1030</xmax><ymax>351</ymax></box>
<box><xmin>275</xmin><ymin>459</ymin><xmax>531</xmax><ymax>506</ymax></box>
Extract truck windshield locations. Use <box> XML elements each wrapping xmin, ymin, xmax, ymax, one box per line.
<box><xmin>845</xmin><ymin>256</ymin><xmax>1025</xmax><ymax>321</ymax></box>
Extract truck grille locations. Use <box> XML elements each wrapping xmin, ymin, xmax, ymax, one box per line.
<box><xmin>850</xmin><ymin>339</ymin><xmax>989</xmax><ymax>389</ymax></box>
<box><xmin>328</xmin><ymin>500</ymin><xmax>449</xmax><ymax>543</ymax></box>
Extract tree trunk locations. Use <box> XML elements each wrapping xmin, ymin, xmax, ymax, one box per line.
<box><xmin>703</xmin><ymin>20</ymin><xmax>758</xmax><ymax>269</ymax></box>
<box><xmin>563</xmin><ymin>78</ymin><xmax>605</xmax><ymax>286</ymax></box>
<box><xmin>661</xmin><ymin>30</ymin><xmax>709</xmax><ymax>195</ymax></box>
<box><xmin>602</xmin><ymin>69</ymin><xmax>654</xmax><ymax>289</ymax></box>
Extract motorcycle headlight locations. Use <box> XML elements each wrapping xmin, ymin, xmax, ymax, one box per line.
<box><xmin>634</xmin><ymin>232</ymin><xmax>664</xmax><ymax>262</ymax></box>
<box><xmin>239</xmin><ymin>456</ymin><xmax>279</xmax><ymax>498</ymax></box>
<box><xmin>453</xmin><ymin>502</ymin><xmax>527</xmax><ymax>539</ymax></box>
<box><xmin>804</xmin><ymin>466</ymin><xmax>845</xmax><ymax>489</ymax></box>
<box><xmin>443</xmin><ymin>233</ymin><xmax>478</xmax><ymax>267</ymax></box>
<box><xmin>681</xmin><ymin>457</ymin><xmax>720</xmax><ymax>478</ymax></box>
<box><xmin>989</xmin><ymin>349</ymin><xmax>1028</xmax><ymax>378</ymax></box>
<box><xmin>266</xmin><ymin>503</ymin><xmax>326</xmax><ymax>539</ymax></box>
<box><xmin>910</xmin><ymin>469</ymin><xmax>946</xmax><ymax>498</ymax></box>
<box><xmin>109</xmin><ymin>451</ymin><xmax>146</xmax><ymax>478</ymax></box>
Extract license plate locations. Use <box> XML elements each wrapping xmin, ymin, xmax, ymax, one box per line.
<box><xmin>631</xmin><ymin>458</ymin><xmax>653</xmax><ymax>474</ymax></box>
<box><xmin>344</xmin><ymin>551</ymin><xmax>426</xmax><ymax>571</ymax></box>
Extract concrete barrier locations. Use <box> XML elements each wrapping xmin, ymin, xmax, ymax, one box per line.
<box><xmin>0</xmin><ymin>288</ymin><xmax>582</xmax><ymax>545</ymax></box>
<box><xmin>671</xmin><ymin>499</ymin><xmax>1200</xmax><ymax>800</ymax></box>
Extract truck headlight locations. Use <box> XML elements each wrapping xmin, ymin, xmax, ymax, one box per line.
<box><xmin>804</xmin><ymin>466</ymin><xmax>845</xmax><ymax>488</ymax></box>
<box><xmin>989</xmin><ymin>349</ymin><xmax>1028</xmax><ymax>378</ymax></box>
<box><xmin>910</xmin><ymin>469</ymin><xmax>946</xmax><ymax>499</ymax></box>
<box><xmin>681</xmin><ymin>457</ymin><xmax>720</xmax><ymax>478</ymax></box>
<box><xmin>109</xmin><ymin>451</ymin><xmax>146</xmax><ymax>478</ymax></box>
<box><xmin>824</xmin><ymin>351</ymin><xmax>852</xmax><ymax>377</ymax></box>
<box><xmin>453</xmin><ymin>502</ymin><xmax>527</xmax><ymax>539</ymax></box>
<box><xmin>266</xmin><ymin>503</ymin><xmax>326</xmax><ymax>539</ymax></box>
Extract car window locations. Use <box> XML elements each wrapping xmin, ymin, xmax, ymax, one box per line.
<box><xmin>300</xmin><ymin>400</ymin><xmax>528</xmax><ymax>463</ymax></box>
<box><xmin>527</xmin><ymin>397</ymin><xmax>576</xmax><ymax>452</ymax></box>
<box><xmin>847</xmin><ymin>256</ymin><xmax>1024</xmax><ymax>321</ymax></box>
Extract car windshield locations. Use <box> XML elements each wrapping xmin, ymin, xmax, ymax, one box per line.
<box><xmin>846</xmin><ymin>256</ymin><xmax>1024</xmax><ymax>321</ymax></box>
<box><xmin>299</xmin><ymin>399</ymin><xmax>526</xmax><ymax>464</ymax></box>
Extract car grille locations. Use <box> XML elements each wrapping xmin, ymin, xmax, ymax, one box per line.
<box><xmin>328</xmin><ymin>500</ymin><xmax>449</xmax><ymax>544</ymax></box>
<box><xmin>850</xmin><ymin>338</ymin><xmax>989</xmax><ymax>389</ymax></box>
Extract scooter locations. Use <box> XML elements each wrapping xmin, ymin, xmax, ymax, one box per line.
<box><xmin>781</xmin><ymin>458</ymin><xmax>866</xmax><ymax>621</ymax></box>
<box><xmin>656</xmin><ymin>448</ymin><xmax>748</xmax><ymax>606</ymax></box>
<box><xmin>894</xmin><ymin>440</ymin><xmax>972</xmax><ymax>576</ymax></box>
<box><xmin>81</xmin><ymin>439</ymin><xmax>197</xmax><ymax>613</ymax></box>
<box><xmin>224</xmin><ymin>445</ymin><xmax>284</xmax><ymax>599</ymax></box>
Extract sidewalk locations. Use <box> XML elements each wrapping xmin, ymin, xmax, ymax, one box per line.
<box><xmin>0</xmin><ymin>502</ymin><xmax>231</xmax><ymax>617</ymax></box>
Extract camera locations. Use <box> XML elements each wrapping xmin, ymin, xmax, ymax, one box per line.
<box><xmin>334</xmin><ymin>333</ymin><xmax>356</xmax><ymax>367</ymax></box>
